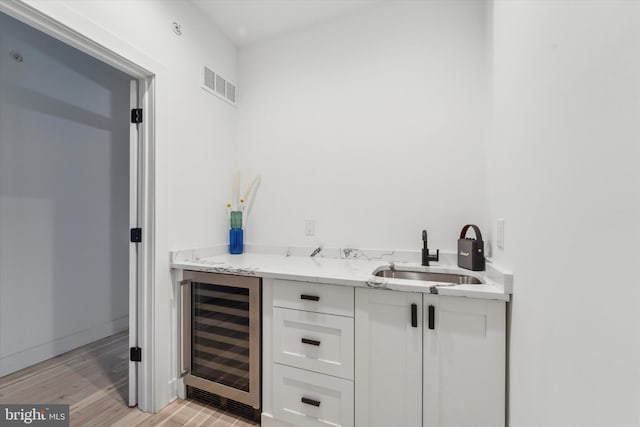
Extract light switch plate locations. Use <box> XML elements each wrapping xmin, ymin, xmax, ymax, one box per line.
<box><xmin>497</xmin><ymin>218</ymin><xmax>505</xmax><ymax>249</ymax></box>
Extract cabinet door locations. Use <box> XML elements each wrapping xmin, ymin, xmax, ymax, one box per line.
<box><xmin>355</xmin><ymin>288</ymin><xmax>422</xmax><ymax>427</ymax></box>
<box><xmin>423</xmin><ymin>295</ymin><xmax>506</xmax><ymax>427</ymax></box>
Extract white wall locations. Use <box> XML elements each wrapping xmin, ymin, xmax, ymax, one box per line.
<box><xmin>0</xmin><ymin>12</ymin><xmax>130</xmax><ymax>375</ymax></box>
<box><xmin>490</xmin><ymin>1</ymin><xmax>640</xmax><ymax>426</ymax></box>
<box><xmin>237</xmin><ymin>1</ymin><xmax>490</xmax><ymax>252</ymax></box>
<box><xmin>3</xmin><ymin>0</ymin><xmax>238</xmax><ymax>411</ymax></box>
<box><xmin>25</xmin><ymin>0</ymin><xmax>239</xmax><ymax>250</ymax></box>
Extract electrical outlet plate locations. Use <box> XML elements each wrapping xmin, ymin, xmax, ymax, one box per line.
<box><xmin>497</xmin><ymin>218</ymin><xmax>505</xmax><ymax>249</ymax></box>
<box><xmin>305</xmin><ymin>220</ymin><xmax>316</xmax><ymax>237</ymax></box>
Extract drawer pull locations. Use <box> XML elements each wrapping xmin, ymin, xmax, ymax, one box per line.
<box><xmin>301</xmin><ymin>397</ymin><xmax>321</xmax><ymax>407</ymax></box>
<box><xmin>300</xmin><ymin>294</ymin><xmax>320</xmax><ymax>302</ymax></box>
<box><xmin>301</xmin><ymin>338</ymin><xmax>321</xmax><ymax>346</ymax></box>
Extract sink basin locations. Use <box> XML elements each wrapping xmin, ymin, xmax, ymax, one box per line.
<box><xmin>374</xmin><ymin>268</ymin><xmax>483</xmax><ymax>285</ymax></box>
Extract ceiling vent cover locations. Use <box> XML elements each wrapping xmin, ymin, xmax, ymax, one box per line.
<box><xmin>202</xmin><ymin>66</ymin><xmax>236</xmax><ymax>106</ymax></box>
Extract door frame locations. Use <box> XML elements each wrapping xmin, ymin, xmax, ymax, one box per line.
<box><xmin>0</xmin><ymin>0</ymin><xmax>156</xmax><ymax>411</ymax></box>
<box><xmin>129</xmin><ymin>80</ymin><xmax>140</xmax><ymax>408</ymax></box>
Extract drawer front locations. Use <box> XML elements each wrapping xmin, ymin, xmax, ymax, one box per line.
<box><xmin>273</xmin><ymin>307</ymin><xmax>354</xmax><ymax>380</ymax></box>
<box><xmin>273</xmin><ymin>279</ymin><xmax>354</xmax><ymax>317</ymax></box>
<box><xmin>273</xmin><ymin>364</ymin><xmax>354</xmax><ymax>427</ymax></box>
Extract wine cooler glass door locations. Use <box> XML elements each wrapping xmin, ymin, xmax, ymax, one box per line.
<box><xmin>181</xmin><ymin>271</ymin><xmax>260</xmax><ymax>409</ymax></box>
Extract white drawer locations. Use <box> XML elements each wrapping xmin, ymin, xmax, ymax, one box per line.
<box><xmin>273</xmin><ymin>307</ymin><xmax>354</xmax><ymax>380</ymax></box>
<box><xmin>273</xmin><ymin>364</ymin><xmax>354</xmax><ymax>427</ymax></box>
<box><xmin>273</xmin><ymin>279</ymin><xmax>354</xmax><ymax>317</ymax></box>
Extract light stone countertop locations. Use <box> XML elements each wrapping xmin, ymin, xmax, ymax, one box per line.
<box><xmin>171</xmin><ymin>245</ymin><xmax>512</xmax><ymax>301</ymax></box>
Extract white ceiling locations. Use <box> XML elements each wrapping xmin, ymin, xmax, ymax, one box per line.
<box><xmin>191</xmin><ymin>0</ymin><xmax>383</xmax><ymax>47</ymax></box>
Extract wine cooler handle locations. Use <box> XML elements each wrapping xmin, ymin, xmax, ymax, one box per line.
<box><xmin>179</xmin><ymin>280</ymin><xmax>191</xmax><ymax>377</ymax></box>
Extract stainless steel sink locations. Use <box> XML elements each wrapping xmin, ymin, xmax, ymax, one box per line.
<box><xmin>374</xmin><ymin>268</ymin><xmax>483</xmax><ymax>284</ymax></box>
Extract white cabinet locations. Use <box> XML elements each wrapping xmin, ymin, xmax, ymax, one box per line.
<box><xmin>354</xmin><ymin>289</ymin><xmax>506</xmax><ymax>427</ymax></box>
<box><xmin>423</xmin><ymin>295</ymin><xmax>505</xmax><ymax>427</ymax></box>
<box><xmin>354</xmin><ymin>288</ymin><xmax>423</xmax><ymax>427</ymax></box>
<box><xmin>263</xmin><ymin>279</ymin><xmax>355</xmax><ymax>427</ymax></box>
<box><xmin>266</xmin><ymin>281</ymin><xmax>506</xmax><ymax>427</ymax></box>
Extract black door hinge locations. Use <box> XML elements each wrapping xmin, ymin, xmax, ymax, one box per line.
<box><xmin>131</xmin><ymin>108</ymin><xmax>143</xmax><ymax>124</ymax></box>
<box><xmin>130</xmin><ymin>228</ymin><xmax>142</xmax><ymax>243</ymax></box>
<box><xmin>130</xmin><ymin>347</ymin><xmax>142</xmax><ymax>362</ymax></box>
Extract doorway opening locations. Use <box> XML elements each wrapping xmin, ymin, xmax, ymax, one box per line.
<box><xmin>0</xmin><ymin>5</ymin><xmax>154</xmax><ymax>411</ymax></box>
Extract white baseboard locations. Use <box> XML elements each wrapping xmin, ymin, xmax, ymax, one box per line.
<box><xmin>168</xmin><ymin>378</ymin><xmax>178</xmax><ymax>401</ymax></box>
<box><xmin>0</xmin><ymin>316</ymin><xmax>129</xmax><ymax>377</ymax></box>
<box><xmin>176</xmin><ymin>377</ymin><xmax>186</xmax><ymax>400</ymax></box>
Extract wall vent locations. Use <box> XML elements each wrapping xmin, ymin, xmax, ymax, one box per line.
<box><xmin>226</xmin><ymin>82</ymin><xmax>236</xmax><ymax>103</ymax></box>
<box><xmin>215</xmin><ymin>74</ymin><xmax>226</xmax><ymax>97</ymax></box>
<box><xmin>204</xmin><ymin>67</ymin><xmax>215</xmax><ymax>91</ymax></box>
<box><xmin>202</xmin><ymin>66</ymin><xmax>236</xmax><ymax>106</ymax></box>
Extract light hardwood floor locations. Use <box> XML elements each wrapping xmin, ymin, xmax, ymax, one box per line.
<box><xmin>0</xmin><ymin>331</ymin><xmax>259</xmax><ymax>426</ymax></box>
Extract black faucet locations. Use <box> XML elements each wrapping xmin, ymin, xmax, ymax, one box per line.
<box><xmin>421</xmin><ymin>229</ymin><xmax>439</xmax><ymax>266</ymax></box>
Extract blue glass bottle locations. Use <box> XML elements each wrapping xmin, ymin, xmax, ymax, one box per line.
<box><xmin>229</xmin><ymin>228</ymin><xmax>243</xmax><ymax>254</ymax></box>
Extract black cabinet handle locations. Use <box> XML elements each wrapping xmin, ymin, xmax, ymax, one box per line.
<box><xmin>301</xmin><ymin>338</ymin><xmax>321</xmax><ymax>346</ymax></box>
<box><xmin>428</xmin><ymin>305</ymin><xmax>435</xmax><ymax>330</ymax></box>
<box><xmin>411</xmin><ymin>303</ymin><xmax>418</xmax><ymax>327</ymax></box>
<box><xmin>300</xmin><ymin>294</ymin><xmax>320</xmax><ymax>301</ymax></box>
<box><xmin>301</xmin><ymin>397</ymin><xmax>321</xmax><ymax>407</ymax></box>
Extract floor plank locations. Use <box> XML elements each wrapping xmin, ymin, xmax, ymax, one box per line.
<box><xmin>0</xmin><ymin>331</ymin><xmax>259</xmax><ymax>426</ymax></box>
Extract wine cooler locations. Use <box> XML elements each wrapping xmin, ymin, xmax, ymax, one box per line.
<box><xmin>180</xmin><ymin>271</ymin><xmax>261</xmax><ymax>410</ymax></box>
